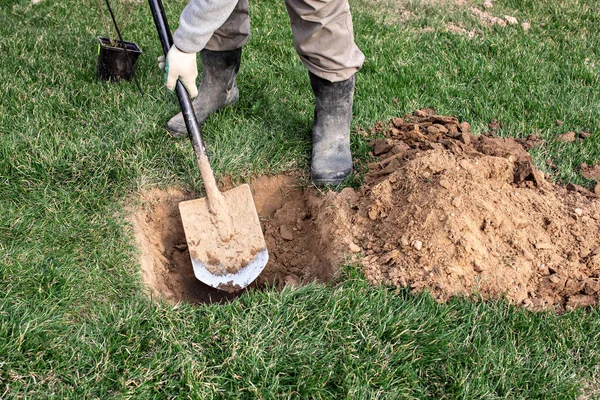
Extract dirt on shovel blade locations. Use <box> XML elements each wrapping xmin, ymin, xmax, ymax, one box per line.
<box><xmin>178</xmin><ymin>184</ymin><xmax>266</xmax><ymax>280</ymax></box>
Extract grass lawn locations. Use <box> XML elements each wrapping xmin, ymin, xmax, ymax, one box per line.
<box><xmin>1</xmin><ymin>0</ymin><xmax>600</xmax><ymax>397</ymax></box>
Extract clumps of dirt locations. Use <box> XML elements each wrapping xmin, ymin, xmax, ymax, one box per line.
<box><xmin>334</xmin><ymin>109</ymin><xmax>600</xmax><ymax>311</ymax></box>
<box><xmin>446</xmin><ymin>23</ymin><xmax>479</xmax><ymax>39</ymax></box>
<box><xmin>130</xmin><ymin>175</ymin><xmax>346</xmax><ymax>304</ymax></box>
<box><xmin>470</xmin><ymin>6</ymin><xmax>507</xmax><ymax>26</ymax></box>
<box><xmin>557</xmin><ymin>131</ymin><xmax>577</xmax><ymax>143</ymax></box>
<box><xmin>469</xmin><ymin>6</ymin><xmax>527</xmax><ymax>29</ymax></box>
<box><xmin>581</xmin><ymin>163</ymin><xmax>600</xmax><ymax>180</ymax></box>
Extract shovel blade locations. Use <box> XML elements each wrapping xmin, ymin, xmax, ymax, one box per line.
<box><xmin>178</xmin><ymin>184</ymin><xmax>269</xmax><ymax>292</ymax></box>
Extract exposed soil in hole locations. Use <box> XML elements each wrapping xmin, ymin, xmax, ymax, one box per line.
<box><xmin>130</xmin><ymin>176</ymin><xmax>347</xmax><ymax>304</ymax></box>
<box><xmin>131</xmin><ymin>109</ymin><xmax>600</xmax><ymax>311</ymax></box>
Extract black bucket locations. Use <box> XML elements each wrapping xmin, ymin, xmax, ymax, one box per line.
<box><xmin>97</xmin><ymin>36</ymin><xmax>142</xmax><ymax>82</ymax></box>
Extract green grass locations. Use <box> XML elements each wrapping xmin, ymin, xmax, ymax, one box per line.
<box><xmin>1</xmin><ymin>0</ymin><xmax>600</xmax><ymax>397</ymax></box>
<box><xmin>2</xmin><ymin>271</ymin><xmax>600</xmax><ymax>398</ymax></box>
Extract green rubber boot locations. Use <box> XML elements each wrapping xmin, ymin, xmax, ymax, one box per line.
<box><xmin>309</xmin><ymin>72</ymin><xmax>355</xmax><ymax>186</ymax></box>
<box><xmin>166</xmin><ymin>48</ymin><xmax>241</xmax><ymax>137</ymax></box>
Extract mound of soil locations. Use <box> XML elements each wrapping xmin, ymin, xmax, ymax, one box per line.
<box><xmin>130</xmin><ymin>109</ymin><xmax>600</xmax><ymax>310</ymax></box>
<box><xmin>334</xmin><ymin>109</ymin><xmax>600</xmax><ymax>310</ymax></box>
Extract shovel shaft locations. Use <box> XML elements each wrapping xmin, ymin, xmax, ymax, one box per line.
<box><xmin>148</xmin><ymin>0</ymin><xmax>222</xmax><ymax>210</ymax></box>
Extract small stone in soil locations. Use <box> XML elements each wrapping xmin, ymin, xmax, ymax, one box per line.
<box><xmin>439</xmin><ymin>179</ymin><xmax>451</xmax><ymax>189</ymax></box>
<box><xmin>574</xmin><ymin>208</ymin><xmax>583</xmax><ymax>217</ymax></box>
<box><xmin>368</xmin><ymin>208</ymin><xmax>378</xmax><ymax>221</ymax></box>
<box><xmin>373</xmin><ymin>139</ymin><xmax>393</xmax><ymax>155</ymax></box>
<box><xmin>349</xmin><ymin>242</ymin><xmax>361</xmax><ymax>253</ymax></box>
<box><xmin>535</xmin><ymin>242</ymin><xmax>553</xmax><ymax>250</ymax></box>
<box><xmin>400</xmin><ymin>236</ymin><xmax>410</xmax><ymax>247</ymax></box>
<box><xmin>280</xmin><ymin>226</ymin><xmax>294</xmax><ymax>241</ymax></box>
<box><xmin>595</xmin><ymin>182</ymin><xmax>600</xmax><ymax>195</ymax></box>
<box><xmin>483</xmin><ymin>1</ymin><xmax>493</xmax><ymax>9</ymax></box>
<box><xmin>504</xmin><ymin>15</ymin><xmax>518</xmax><ymax>25</ymax></box>
<box><xmin>581</xmin><ymin>248</ymin><xmax>591</xmax><ymax>258</ymax></box>
<box><xmin>412</xmin><ymin>240</ymin><xmax>423</xmax><ymax>251</ymax></box>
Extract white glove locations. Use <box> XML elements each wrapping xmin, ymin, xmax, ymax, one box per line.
<box><xmin>157</xmin><ymin>46</ymin><xmax>198</xmax><ymax>98</ymax></box>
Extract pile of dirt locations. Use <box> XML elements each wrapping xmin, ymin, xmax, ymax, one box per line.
<box><xmin>330</xmin><ymin>109</ymin><xmax>600</xmax><ymax>310</ymax></box>
<box><xmin>130</xmin><ymin>109</ymin><xmax>600</xmax><ymax>310</ymax></box>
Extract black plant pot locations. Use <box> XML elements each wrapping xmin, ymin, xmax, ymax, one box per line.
<box><xmin>97</xmin><ymin>36</ymin><xmax>142</xmax><ymax>82</ymax></box>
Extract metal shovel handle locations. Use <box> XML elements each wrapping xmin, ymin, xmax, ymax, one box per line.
<box><xmin>148</xmin><ymin>0</ymin><xmax>223</xmax><ymax>207</ymax></box>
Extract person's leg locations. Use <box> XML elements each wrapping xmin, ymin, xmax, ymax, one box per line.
<box><xmin>285</xmin><ymin>0</ymin><xmax>364</xmax><ymax>82</ymax></box>
<box><xmin>167</xmin><ymin>0</ymin><xmax>250</xmax><ymax>137</ymax></box>
<box><xmin>285</xmin><ymin>0</ymin><xmax>364</xmax><ymax>185</ymax></box>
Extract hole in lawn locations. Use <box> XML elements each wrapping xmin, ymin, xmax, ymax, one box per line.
<box><xmin>131</xmin><ymin>175</ymin><xmax>346</xmax><ymax>304</ymax></box>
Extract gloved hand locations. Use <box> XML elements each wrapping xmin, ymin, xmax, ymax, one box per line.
<box><xmin>157</xmin><ymin>46</ymin><xmax>198</xmax><ymax>98</ymax></box>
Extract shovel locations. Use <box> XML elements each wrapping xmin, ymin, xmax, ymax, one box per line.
<box><xmin>148</xmin><ymin>0</ymin><xmax>269</xmax><ymax>291</ymax></box>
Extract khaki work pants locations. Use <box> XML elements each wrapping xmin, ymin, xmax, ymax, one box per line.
<box><xmin>204</xmin><ymin>0</ymin><xmax>364</xmax><ymax>82</ymax></box>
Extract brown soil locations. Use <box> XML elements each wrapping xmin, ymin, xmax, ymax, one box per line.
<box><xmin>130</xmin><ymin>110</ymin><xmax>600</xmax><ymax>311</ymax></box>
<box><xmin>130</xmin><ymin>175</ymin><xmax>346</xmax><ymax>304</ymax></box>
<box><xmin>252</xmin><ymin>175</ymin><xmax>348</xmax><ymax>286</ymax></box>
<box><xmin>342</xmin><ymin>109</ymin><xmax>600</xmax><ymax>311</ymax></box>
<box><xmin>581</xmin><ymin>163</ymin><xmax>600</xmax><ymax>180</ymax></box>
<box><xmin>446</xmin><ymin>23</ymin><xmax>479</xmax><ymax>39</ymax></box>
<box><xmin>470</xmin><ymin>6</ymin><xmax>508</xmax><ymax>26</ymax></box>
<box><xmin>130</xmin><ymin>188</ymin><xmax>241</xmax><ymax>304</ymax></box>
